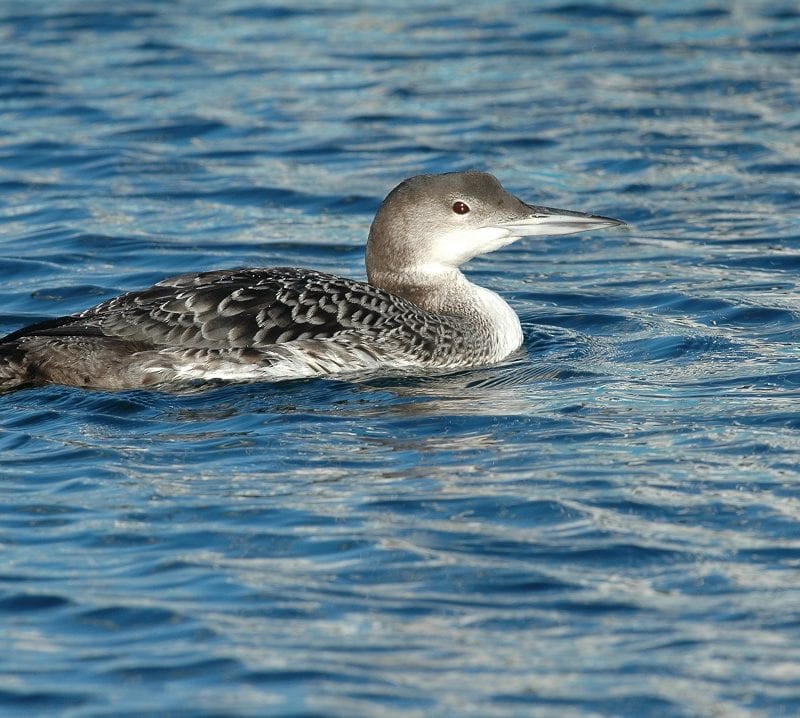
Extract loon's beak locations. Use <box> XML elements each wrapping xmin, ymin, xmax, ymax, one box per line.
<box><xmin>496</xmin><ymin>204</ymin><xmax>625</xmax><ymax>238</ymax></box>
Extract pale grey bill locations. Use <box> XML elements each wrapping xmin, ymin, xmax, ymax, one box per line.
<box><xmin>496</xmin><ymin>205</ymin><xmax>625</xmax><ymax>237</ymax></box>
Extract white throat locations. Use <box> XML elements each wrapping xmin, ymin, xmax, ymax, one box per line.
<box><xmin>431</xmin><ymin>226</ymin><xmax>519</xmax><ymax>266</ymax></box>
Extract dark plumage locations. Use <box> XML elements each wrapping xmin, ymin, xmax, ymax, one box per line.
<box><xmin>0</xmin><ymin>267</ymin><xmax>469</xmax><ymax>390</ymax></box>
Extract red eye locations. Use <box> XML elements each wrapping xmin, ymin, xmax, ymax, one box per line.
<box><xmin>452</xmin><ymin>201</ymin><xmax>470</xmax><ymax>215</ymax></box>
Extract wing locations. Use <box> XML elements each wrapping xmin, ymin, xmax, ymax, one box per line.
<box><xmin>2</xmin><ymin>267</ymin><xmax>437</xmax><ymax>353</ymax></box>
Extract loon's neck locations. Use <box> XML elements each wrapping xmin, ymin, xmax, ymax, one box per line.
<box><xmin>369</xmin><ymin>267</ymin><xmax>524</xmax><ymax>362</ymax></box>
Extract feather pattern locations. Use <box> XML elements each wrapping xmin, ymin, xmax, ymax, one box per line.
<box><xmin>74</xmin><ymin>267</ymin><xmax>457</xmax><ymax>355</ymax></box>
<box><xmin>0</xmin><ymin>267</ymin><xmax>487</xmax><ymax>389</ymax></box>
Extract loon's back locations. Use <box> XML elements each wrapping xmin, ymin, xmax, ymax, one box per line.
<box><xmin>0</xmin><ymin>267</ymin><xmax>468</xmax><ymax>391</ymax></box>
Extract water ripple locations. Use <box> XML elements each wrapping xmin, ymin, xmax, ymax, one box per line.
<box><xmin>1</xmin><ymin>1</ymin><xmax>800</xmax><ymax>716</ymax></box>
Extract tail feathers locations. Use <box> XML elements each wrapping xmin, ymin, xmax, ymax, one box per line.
<box><xmin>0</xmin><ymin>335</ymin><xmax>165</xmax><ymax>391</ymax></box>
<box><xmin>0</xmin><ymin>341</ymin><xmax>37</xmax><ymax>391</ymax></box>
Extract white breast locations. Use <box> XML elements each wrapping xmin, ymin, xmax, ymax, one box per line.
<box><xmin>469</xmin><ymin>284</ymin><xmax>523</xmax><ymax>362</ymax></box>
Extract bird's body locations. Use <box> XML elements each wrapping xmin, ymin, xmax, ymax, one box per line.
<box><xmin>0</xmin><ymin>172</ymin><xmax>622</xmax><ymax>391</ymax></box>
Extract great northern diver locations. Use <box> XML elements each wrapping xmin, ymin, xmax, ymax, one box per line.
<box><xmin>0</xmin><ymin>172</ymin><xmax>623</xmax><ymax>391</ymax></box>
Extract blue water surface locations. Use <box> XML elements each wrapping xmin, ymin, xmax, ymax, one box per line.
<box><xmin>1</xmin><ymin>1</ymin><xmax>800</xmax><ymax>716</ymax></box>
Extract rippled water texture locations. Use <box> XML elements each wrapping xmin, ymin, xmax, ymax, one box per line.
<box><xmin>1</xmin><ymin>1</ymin><xmax>800</xmax><ymax>716</ymax></box>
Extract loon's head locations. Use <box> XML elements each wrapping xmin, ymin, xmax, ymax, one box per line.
<box><xmin>366</xmin><ymin>171</ymin><xmax>623</xmax><ymax>286</ymax></box>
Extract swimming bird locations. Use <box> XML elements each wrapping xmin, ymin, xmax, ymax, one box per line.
<box><xmin>0</xmin><ymin>172</ymin><xmax>623</xmax><ymax>391</ymax></box>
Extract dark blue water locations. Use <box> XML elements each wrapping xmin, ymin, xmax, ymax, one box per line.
<box><xmin>2</xmin><ymin>2</ymin><xmax>800</xmax><ymax>716</ymax></box>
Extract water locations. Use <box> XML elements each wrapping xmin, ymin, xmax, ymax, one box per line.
<box><xmin>1</xmin><ymin>1</ymin><xmax>799</xmax><ymax>716</ymax></box>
